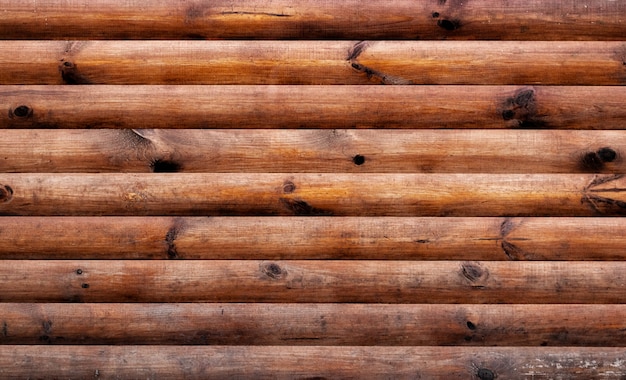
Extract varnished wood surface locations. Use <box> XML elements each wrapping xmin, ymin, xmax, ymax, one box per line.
<box><xmin>1</xmin><ymin>173</ymin><xmax>625</xmax><ymax>216</ymax></box>
<box><xmin>1</xmin><ymin>216</ymin><xmax>625</xmax><ymax>261</ymax></box>
<box><xmin>1</xmin><ymin>303</ymin><xmax>624</xmax><ymax>346</ymax></box>
<box><xmin>3</xmin><ymin>86</ymin><xmax>625</xmax><ymax>129</ymax></box>
<box><xmin>1</xmin><ymin>346</ymin><xmax>624</xmax><ymax>378</ymax></box>
<box><xmin>0</xmin><ymin>260</ymin><xmax>624</xmax><ymax>303</ymax></box>
<box><xmin>2</xmin><ymin>41</ymin><xmax>625</xmax><ymax>85</ymax></box>
<box><xmin>0</xmin><ymin>0</ymin><xmax>624</xmax><ymax>40</ymax></box>
<box><xmin>1</xmin><ymin>129</ymin><xmax>625</xmax><ymax>173</ymax></box>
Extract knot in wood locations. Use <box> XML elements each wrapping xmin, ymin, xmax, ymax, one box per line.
<box><xmin>0</xmin><ymin>185</ymin><xmax>13</xmax><ymax>202</ymax></box>
<box><xmin>261</xmin><ymin>262</ymin><xmax>286</xmax><ymax>280</ymax></box>
<box><xmin>460</xmin><ymin>262</ymin><xmax>489</xmax><ymax>287</ymax></box>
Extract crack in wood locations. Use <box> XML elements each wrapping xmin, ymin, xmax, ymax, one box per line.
<box><xmin>221</xmin><ymin>11</ymin><xmax>292</xmax><ymax>17</ymax></box>
<box><xmin>477</xmin><ymin>218</ymin><xmax>530</xmax><ymax>260</ymax></box>
<box><xmin>582</xmin><ymin>174</ymin><xmax>626</xmax><ymax>214</ymax></box>
<box><xmin>347</xmin><ymin>41</ymin><xmax>412</xmax><ymax>85</ymax></box>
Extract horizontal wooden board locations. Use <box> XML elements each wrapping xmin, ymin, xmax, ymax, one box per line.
<box><xmin>3</xmin><ymin>85</ymin><xmax>626</xmax><ymax>129</ymax></box>
<box><xmin>0</xmin><ymin>260</ymin><xmax>624</xmax><ymax>303</ymax></box>
<box><xmin>1</xmin><ymin>129</ymin><xmax>626</xmax><ymax>173</ymax></box>
<box><xmin>0</xmin><ymin>0</ymin><xmax>624</xmax><ymax>40</ymax></box>
<box><xmin>0</xmin><ymin>173</ymin><xmax>625</xmax><ymax>216</ymax></box>
<box><xmin>1</xmin><ymin>217</ymin><xmax>626</xmax><ymax>261</ymax></box>
<box><xmin>2</xmin><ymin>41</ymin><xmax>625</xmax><ymax>85</ymax></box>
<box><xmin>1</xmin><ymin>346</ymin><xmax>624</xmax><ymax>378</ymax></box>
<box><xmin>1</xmin><ymin>303</ymin><xmax>624</xmax><ymax>346</ymax></box>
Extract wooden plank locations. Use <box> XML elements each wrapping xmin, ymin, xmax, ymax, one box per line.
<box><xmin>1</xmin><ymin>41</ymin><xmax>625</xmax><ymax>85</ymax></box>
<box><xmin>0</xmin><ymin>260</ymin><xmax>624</xmax><ymax>303</ymax></box>
<box><xmin>1</xmin><ymin>303</ymin><xmax>624</xmax><ymax>346</ymax></box>
<box><xmin>1</xmin><ymin>217</ymin><xmax>625</xmax><ymax>261</ymax></box>
<box><xmin>1</xmin><ymin>129</ymin><xmax>626</xmax><ymax>173</ymax></box>
<box><xmin>0</xmin><ymin>0</ymin><xmax>624</xmax><ymax>40</ymax></box>
<box><xmin>1</xmin><ymin>173</ymin><xmax>626</xmax><ymax>216</ymax></box>
<box><xmin>0</xmin><ymin>346</ymin><xmax>624</xmax><ymax>378</ymax></box>
<box><xmin>3</xmin><ymin>85</ymin><xmax>626</xmax><ymax>129</ymax></box>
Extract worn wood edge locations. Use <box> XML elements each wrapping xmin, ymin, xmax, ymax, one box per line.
<box><xmin>1</xmin><ymin>216</ymin><xmax>626</xmax><ymax>261</ymax></box>
<box><xmin>3</xmin><ymin>86</ymin><xmax>626</xmax><ymax>129</ymax></box>
<box><xmin>2</xmin><ymin>129</ymin><xmax>626</xmax><ymax>173</ymax></box>
<box><xmin>0</xmin><ymin>0</ymin><xmax>624</xmax><ymax>40</ymax></box>
<box><xmin>0</xmin><ymin>260</ymin><xmax>624</xmax><ymax>303</ymax></box>
<box><xmin>0</xmin><ymin>346</ymin><xmax>624</xmax><ymax>378</ymax></box>
<box><xmin>1</xmin><ymin>41</ymin><xmax>625</xmax><ymax>85</ymax></box>
<box><xmin>1</xmin><ymin>173</ymin><xmax>626</xmax><ymax>216</ymax></box>
<box><xmin>1</xmin><ymin>303</ymin><xmax>624</xmax><ymax>346</ymax></box>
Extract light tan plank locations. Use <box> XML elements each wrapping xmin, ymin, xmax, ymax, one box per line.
<box><xmin>0</xmin><ymin>346</ymin><xmax>624</xmax><ymax>378</ymax></box>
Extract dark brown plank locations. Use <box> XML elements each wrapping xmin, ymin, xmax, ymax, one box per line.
<box><xmin>1</xmin><ymin>303</ymin><xmax>624</xmax><ymax>346</ymax></box>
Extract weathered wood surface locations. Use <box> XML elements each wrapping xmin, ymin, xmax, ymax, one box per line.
<box><xmin>1</xmin><ymin>346</ymin><xmax>624</xmax><ymax>379</ymax></box>
<box><xmin>2</xmin><ymin>303</ymin><xmax>624</xmax><ymax>346</ymax></box>
<box><xmin>1</xmin><ymin>129</ymin><xmax>625</xmax><ymax>173</ymax></box>
<box><xmin>1</xmin><ymin>217</ymin><xmax>625</xmax><ymax>261</ymax></box>
<box><xmin>1</xmin><ymin>4</ymin><xmax>624</xmax><ymax>379</ymax></box>
<box><xmin>0</xmin><ymin>0</ymin><xmax>624</xmax><ymax>40</ymax></box>
<box><xmin>1</xmin><ymin>173</ymin><xmax>625</xmax><ymax>216</ymax></box>
<box><xmin>0</xmin><ymin>260</ymin><xmax>624</xmax><ymax>303</ymax></box>
<box><xmin>2</xmin><ymin>41</ymin><xmax>625</xmax><ymax>85</ymax></box>
<box><xmin>3</xmin><ymin>85</ymin><xmax>626</xmax><ymax>129</ymax></box>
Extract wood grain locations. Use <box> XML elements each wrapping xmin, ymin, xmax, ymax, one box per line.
<box><xmin>3</xmin><ymin>85</ymin><xmax>625</xmax><ymax>129</ymax></box>
<box><xmin>0</xmin><ymin>260</ymin><xmax>624</xmax><ymax>303</ymax></box>
<box><xmin>1</xmin><ymin>41</ymin><xmax>625</xmax><ymax>85</ymax></box>
<box><xmin>1</xmin><ymin>217</ymin><xmax>625</xmax><ymax>261</ymax></box>
<box><xmin>1</xmin><ymin>173</ymin><xmax>625</xmax><ymax>216</ymax></box>
<box><xmin>0</xmin><ymin>0</ymin><xmax>624</xmax><ymax>40</ymax></box>
<box><xmin>1</xmin><ymin>303</ymin><xmax>624</xmax><ymax>346</ymax></box>
<box><xmin>2</xmin><ymin>129</ymin><xmax>626</xmax><ymax>173</ymax></box>
<box><xmin>0</xmin><ymin>346</ymin><xmax>624</xmax><ymax>378</ymax></box>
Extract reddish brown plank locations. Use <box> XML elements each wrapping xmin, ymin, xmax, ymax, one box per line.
<box><xmin>0</xmin><ymin>0</ymin><xmax>624</xmax><ymax>40</ymax></box>
<box><xmin>0</xmin><ymin>260</ymin><xmax>624</xmax><ymax>303</ymax></box>
<box><xmin>3</xmin><ymin>86</ymin><xmax>625</xmax><ymax>129</ymax></box>
<box><xmin>0</xmin><ymin>217</ymin><xmax>625</xmax><ymax>261</ymax></box>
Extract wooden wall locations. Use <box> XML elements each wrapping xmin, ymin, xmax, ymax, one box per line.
<box><xmin>1</xmin><ymin>0</ymin><xmax>625</xmax><ymax>378</ymax></box>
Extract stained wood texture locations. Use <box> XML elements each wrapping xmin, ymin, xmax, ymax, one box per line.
<box><xmin>2</xmin><ymin>41</ymin><xmax>626</xmax><ymax>85</ymax></box>
<box><xmin>1</xmin><ymin>173</ymin><xmax>625</xmax><ymax>216</ymax></box>
<box><xmin>1</xmin><ymin>303</ymin><xmax>624</xmax><ymax>346</ymax></box>
<box><xmin>2</xmin><ymin>129</ymin><xmax>626</xmax><ymax>173</ymax></box>
<box><xmin>3</xmin><ymin>86</ymin><xmax>626</xmax><ymax>129</ymax></box>
<box><xmin>1</xmin><ymin>346</ymin><xmax>624</xmax><ymax>379</ymax></box>
<box><xmin>1</xmin><ymin>216</ymin><xmax>626</xmax><ymax>261</ymax></box>
<box><xmin>0</xmin><ymin>260</ymin><xmax>624</xmax><ymax>303</ymax></box>
<box><xmin>1</xmin><ymin>0</ymin><xmax>624</xmax><ymax>40</ymax></box>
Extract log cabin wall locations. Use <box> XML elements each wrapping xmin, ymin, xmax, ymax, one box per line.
<box><xmin>0</xmin><ymin>1</ymin><xmax>625</xmax><ymax>378</ymax></box>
